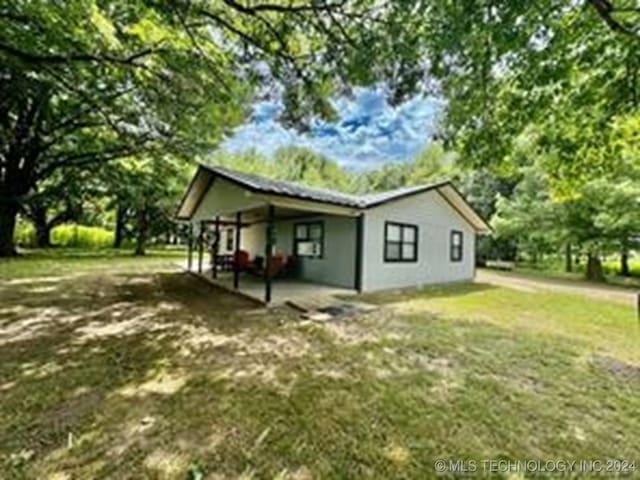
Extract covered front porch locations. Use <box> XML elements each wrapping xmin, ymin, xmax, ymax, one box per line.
<box><xmin>189</xmin><ymin>270</ymin><xmax>357</xmax><ymax>306</ymax></box>
<box><xmin>177</xmin><ymin>166</ymin><xmax>364</xmax><ymax>304</ymax></box>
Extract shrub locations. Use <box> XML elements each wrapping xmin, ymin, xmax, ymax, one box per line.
<box><xmin>50</xmin><ymin>224</ymin><xmax>114</xmax><ymax>249</ymax></box>
<box><xmin>14</xmin><ymin>220</ymin><xmax>36</xmax><ymax>247</ymax></box>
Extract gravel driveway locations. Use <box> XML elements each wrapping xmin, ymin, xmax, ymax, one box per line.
<box><xmin>476</xmin><ymin>269</ymin><xmax>638</xmax><ymax>307</ymax></box>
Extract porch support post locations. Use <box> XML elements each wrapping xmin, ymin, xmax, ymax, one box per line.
<box><xmin>264</xmin><ymin>204</ymin><xmax>275</xmax><ymax>304</ymax></box>
<box><xmin>187</xmin><ymin>222</ymin><xmax>193</xmax><ymax>271</ymax></box>
<box><xmin>354</xmin><ymin>213</ymin><xmax>364</xmax><ymax>292</ymax></box>
<box><xmin>213</xmin><ymin>216</ymin><xmax>220</xmax><ymax>279</ymax></box>
<box><xmin>233</xmin><ymin>211</ymin><xmax>241</xmax><ymax>289</ymax></box>
<box><xmin>198</xmin><ymin>220</ymin><xmax>204</xmax><ymax>273</ymax></box>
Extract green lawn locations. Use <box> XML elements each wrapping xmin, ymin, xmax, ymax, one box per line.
<box><xmin>512</xmin><ymin>258</ymin><xmax>640</xmax><ymax>290</ymax></box>
<box><xmin>0</xmin><ymin>248</ymin><xmax>186</xmax><ymax>280</ymax></box>
<box><xmin>1</xmin><ymin>252</ymin><xmax>639</xmax><ymax>478</ymax></box>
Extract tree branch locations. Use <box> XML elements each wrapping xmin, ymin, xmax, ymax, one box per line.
<box><xmin>36</xmin><ymin>142</ymin><xmax>149</xmax><ymax>180</ymax></box>
<box><xmin>587</xmin><ymin>0</ymin><xmax>640</xmax><ymax>38</ymax></box>
<box><xmin>0</xmin><ymin>42</ymin><xmax>165</xmax><ymax>67</ymax></box>
<box><xmin>221</xmin><ymin>0</ymin><xmax>347</xmax><ymax>15</ymax></box>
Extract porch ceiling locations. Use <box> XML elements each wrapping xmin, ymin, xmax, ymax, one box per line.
<box><xmin>212</xmin><ymin>204</ymin><xmax>352</xmax><ymax>225</ymax></box>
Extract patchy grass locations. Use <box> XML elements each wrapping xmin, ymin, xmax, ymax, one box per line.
<box><xmin>363</xmin><ymin>283</ymin><xmax>639</xmax><ymax>364</ymax></box>
<box><xmin>512</xmin><ymin>259</ymin><xmax>640</xmax><ymax>289</ymax></box>
<box><xmin>0</xmin><ymin>248</ymin><xmax>185</xmax><ymax>280</ymax></box>
<box><xmin>1</xmin><ymin>254</ymin><xmax>640</xmax><ymax>478</ymax></box>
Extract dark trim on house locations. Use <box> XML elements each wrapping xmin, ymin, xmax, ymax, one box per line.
<box><xmin>293</xmin><ymin>220</ymin><xmax>325</xmax><ymax>259</ymax></box>
<box><xmin>450</xmin><ymin>229</ymin><xmax>463</xmax><ymax>262</ymax></box>
<box><xmin>383</xmin><ymin>221</ymin><xmax>418</xmax><ymax>263</ymax></box>
<box><xmin>264</xmin><ymin>204</ymin><xmax>275</xmax><ymax>303</ymax></box>
<box><xmin>213</xmin><ymin>216</ymin><xmax>220</xmax><ymax>279</ymax></box>
<box><xmin>198</xmin><ymin>220</ymin><xmax>204</xmax><ymax>273</ymax></box>
<box><xmin>354</xmin><ymin>214</ymin><xmax>364</xmax><ymax>292</ymax></box>
<box><xmin>187</xmin><ymin>223</ymin><xmax>193</xmax><ymax>270</ymax></box>
<box><xmin>233</xmin><ymin>211</ymin><xmax>241</xmax><ymax>289</ymax></box>
<box><xmin>215</xmin><ymin>220</ymin><xmax>251</xmax><ymax>227</ymax></box>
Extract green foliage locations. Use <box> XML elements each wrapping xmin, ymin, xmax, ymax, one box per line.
<box><xmin>208</xmin><ymin>141</ymin><xmax>458</xmax><ymax>196</ymax></box>
<box><xmin>102</xmin><ymin>155</ymin><xmax>190</xmax><ymax>254</ymax></box>
<box><xmin>15</xmin><ymin>220</ymin><xmax>115</xmax><ymax>249</ymax></box>
<box><xmin>209</xmin><ymin>147</ymin><xmax>358</xmax><ymax>193</ymax></box>
<box><xmin>14</xmin><ymin>220</ymin><xmax>36</xmax><ymax>248</ymax></box>
<box><xmin>273</xmin><ymin>146</ymin><xmax>356</xmax><ymax>192</ymax></box>
<box><xmin>492</xmin><ymin>166</ymin><xmax>560</xmax><ymax>257</ymax></box>
<box><xmin>50</xmin><ymin>224</ymin><xmax>114</xmax><ymax>249</ymax></box>
<box><xmin>412</xmin><ymin>0</ymin><xmax>640</xmax><ymax>190</ymax></box>
<box><xmin>1</xmin><ymin>1</ymin><xmax>412</xmax><ymax>256</ymax></box>
<box><xmin>357</xmin><ymin>143</ymin><xmax>456</xmax><ymax>192</ymax></box>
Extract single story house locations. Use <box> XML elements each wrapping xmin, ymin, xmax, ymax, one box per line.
<box><xmin>176</xmin><ymin>165</ymin><xmax>490</xmax><ymax>304</ymax></box>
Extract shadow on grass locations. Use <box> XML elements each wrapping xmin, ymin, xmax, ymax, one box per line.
<box><xmin>0</xmin><ymin>270</ymin><xmax>260</xmax><ymax>475</ymax></box>
<box><xmin>2</xmin><ymin>267</ymin><xmax>640</xmax><ymax>478</ymax></box>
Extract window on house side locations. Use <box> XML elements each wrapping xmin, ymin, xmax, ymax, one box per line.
<box><xmin>294</xmin><ymin>221</ymin><xmax>324</xmax><ymax>258</ymax></box>
<box><xmin>226</xmin><ymin>228</ymin><xmax>234</xmax><ymax>252</ymax></box>
<box><xmin>450</xmin><ymin>230</ymin><xmax>463</xmax><ymax>262</ymax></box>
<box><xmin>384</xmin><ymin>222</ymin><xmax>418</xmax><ymax>262</ymax></box>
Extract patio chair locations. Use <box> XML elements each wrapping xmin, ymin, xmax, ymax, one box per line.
<box><xmin>265</xmin><ymin>253</ymin><xmax>288</xmax><ymax>278</ymax></box>
<box><xmin>233</xmin><ymin>250</ymin><xmax>252</xmax><ymax>272</ymax></box>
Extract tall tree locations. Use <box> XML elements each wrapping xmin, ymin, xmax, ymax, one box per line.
<box><xmin>104</xmin><ymin>156</ymin><xmax>189</xmax><ymax>256</ymax></box>
<box><xmin>0</xmin><ymin>1</ymin><xmax>407</xmax><ymax>256</ymax></box>
<box><xmin>492</xmin><ymin>166</ymin><xmax>561</xmax><ymax>264</ymax></box>
<box><xmin>413</xmin><ymin>1</ymin><xmax>639</xmax><ymax>188</ymax></box>
<box><xmin>21</xmin><ymin>168</ymin><xmax>93</xmax><ymax>247</ymax></box>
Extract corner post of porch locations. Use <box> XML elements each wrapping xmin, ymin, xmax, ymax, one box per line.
<box><xmin>212</xmin><ymin>216</ymin><xmax>220</xmax><ymax>279</ymax></box>
<box><xmin>197</xmin><ymin>220</ymin><xmax>204</xmax><ymax>273</ymax></box>
<box><xmin>264</xmin><ymin>204</ymin><xmax>275</xmax><ymax>304</ymax></box>
<box><xmin>354</xmin><ymin>213</ymin><xmax>364</xmax><ymax>293</ymax></box>
<box><xmin>233</xmin><ymin>211</ymin><xmax>242</xmax><ymax>289</ymax></box>
<box><xmin>187</xmin><ymin>222</ymin><xmax>193</xmax><ymax>271</ymax></box>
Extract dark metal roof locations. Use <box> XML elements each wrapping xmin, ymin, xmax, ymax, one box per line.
<box><xmin>177</xmin><ymin>164</ymin><xmax>491</xmax><ymax>232</ymax></box>
<box><xmin>202</xmin><ymin>164</ymin><xmax>449</xmax><ymax>209</ymax></box>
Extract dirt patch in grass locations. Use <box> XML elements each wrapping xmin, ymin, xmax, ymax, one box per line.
<box><xmin>592</xmin><ymin>355</ymin><xmax>640</xmax><ymax>382</ymax></box>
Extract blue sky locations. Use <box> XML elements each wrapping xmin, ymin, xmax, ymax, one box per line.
<box><xmin>222</xmin><ymin>86</ymin><xmax>443</xmax><ymax>170</ymax></box>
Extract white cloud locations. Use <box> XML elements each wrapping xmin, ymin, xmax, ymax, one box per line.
<box><xmin>221</xmin><ymin>86</ymin><xmax>443</xmax><ymax>170</ymax></box>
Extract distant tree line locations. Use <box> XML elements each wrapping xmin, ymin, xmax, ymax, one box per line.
<box><xmin>10</xmin><ymin>139</ymin><xmax>640</xmax><ymax>279</ymax></box>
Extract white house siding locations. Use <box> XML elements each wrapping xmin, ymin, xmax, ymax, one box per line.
<box><xmin>361</xmin><ymin>190</ymin><xmax>476</xmax><ymax>291</ymax></box>
<box><xmin>273</xmin><ymin>215</ymin><xmax>357</xmax><ymax>289</ymax></box>
<box><xmin>237</xmin><ymin>223</ymin><xmax>266</xmax><ymax>256</ymax></box>
<box><xmin>191</xmin><ymin>177</ymin><xmax>265</xmax><ymax>222</ymax></box>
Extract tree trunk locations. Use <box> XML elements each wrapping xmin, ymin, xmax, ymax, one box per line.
<box><xmin>31</xmin><ymin>204</ymin><xmax>52</xmax><ymax>248</ymax></box>
<box><xmin>35</xmin><ymin>223</ymin><xmax>51</xmax><ymax>248</ymax></box>
<box><xmin>620</xmin><ymin>249</ymin><xmax>630</xmax><ymax>277</ymax></box>
<box><xmin>0</xmin><ymin>202</ymin><xmax>18</xmax><ymax>257</ymax></box>
<box><xmin>113</xmin><ymin>203</ymin><xmax>127</xmax><ymax>249</ymax></box>
<box><xmin>565</xmin><ymin>243</ymin><xmax>572</xmax><ymax>273</ymax></box>
<box><xmin>586</xmin><ymin>252</ymin><xmax>605</xmax><ymax>281</ymax></box>
<box><xmin>134</xmin><ymin>207</ymin><xmax>148</xmax><ymax>256</ymax></box>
